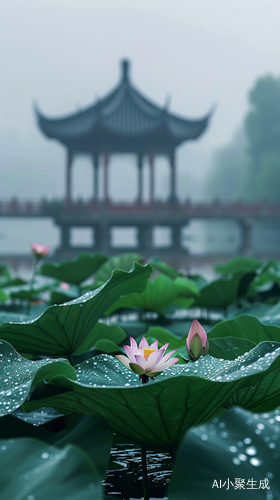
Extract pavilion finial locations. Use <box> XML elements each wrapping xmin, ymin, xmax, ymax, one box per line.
<box><xmin>121</xmin><ymin>59</ymin><xmax>130</xmax><ymax>81</ymax></box>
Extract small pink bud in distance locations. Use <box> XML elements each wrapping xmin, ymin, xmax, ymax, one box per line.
<box><xmin>31</xmin><ymin>243</ymin><xmax>50</xmax><ymax>258</ymax></box>
<box><xmin>186</xmin><ymin>319</ymin><xmax>209</xmax><ymax>361</ymax></box>
<box><xmin>60</xmin><ymin>282</ymin><xmax>70</xmax><ymax>290</ymax></box>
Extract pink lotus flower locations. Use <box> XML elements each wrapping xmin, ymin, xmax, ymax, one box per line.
<box><xmin>31</xmin><ymin>243</ymin><xmax>50</xmax><ymax>258</ymax></box>
<box><xmin>186</xmin><ymin>319</ymin><xmax>209</xmax><ymax>360</ymax></box>
<box><xmin>116</xmin><ymin>336</ymin><xmax>179</xmax><ymax>381</ymax></box>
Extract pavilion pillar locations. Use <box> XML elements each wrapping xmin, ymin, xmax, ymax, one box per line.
<box><xmin>103</xmin><ymin>152</ymin><xmax>109</xmax><ymax>202</ymax></box>
<box><xmin>137</xmin><ymin>153</ymin><xmax>143</xmax><ymax>203</ymax></box>
<box><xmin>149</xmin><ymin>153</ymin><xmax>155</xmax><ymax>204</ymax></box>
<box><xmin>169</xmin><ymin>151</ymin><xmax>177</xmax><ymax>202</ymax></box>
<box><xmin>239</xmin><ymin>218</ymin><xmax>253</xmax><ymax>256</ymax></box>
<box><xmin>66</xmin><ymin>150</ymin><xmax>73</xmax><ymax>203</ymax></box>
<box><xmin>93</xmin><ymin>153</ymin><xmax>99</xmax><ymax>201</ymax></box>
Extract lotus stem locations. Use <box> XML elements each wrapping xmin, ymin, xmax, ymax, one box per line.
<box><xmin>26</xmin><ymin>257</ymin><xmax>38</xmax><ymax>315</ymax></box>
<box><xmin>141</xmin><ymin>444</ymin><xmax>149</xmax><ymax>500</ymax></box>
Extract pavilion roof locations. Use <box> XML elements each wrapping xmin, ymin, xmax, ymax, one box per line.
<box><xmin>35</xmin><ymin>60</ymin><xmax>212</xmax><ymax>154</ymax></box>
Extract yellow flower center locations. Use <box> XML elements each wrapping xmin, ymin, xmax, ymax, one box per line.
<box><xmin>143</xmin><ymin>348</ymin><xmax>155</xmax><ymax>360</ymax></box>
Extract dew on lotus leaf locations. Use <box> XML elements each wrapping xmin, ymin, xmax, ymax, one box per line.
<box><xmin>200</xmin><ymin>434</ymin><xmax>208</xmax><ymax>441</ymax></box>
<box><xmin>249</xmin><ymin>457</ymin><xmax>262</xmax><ymax>466</ymax></box>
<box><xmin>237</xmin><ymin>441</ymin><xmax>244</xmax><ymax>447</ymax></box>
<box><xmin>41</xmin><ymin>452</ymin><xmax>49</xmax><ymax>459</ymax></box>
<box><xmin>266</xmin><ymin>494</ymin><xmax>274</xmax><ymax>500</ymax></box>
<box><xmin>237</xmin><ymin>453</ymin><xmax>247</xmax><ymax>461</ymax></box>
<box><xmin>266</xmin><ymin>472</ymin><xmax>274</xmax><ymax>479</ymax></box>
<box><xmin>255</xmin><ymin>429</ymin><xmax>262</xmax><ymax>435</ymax></box>
<box><xmin>229</xmin><ymin>446</ymin><xmax>237</xmax><ymax>453</ymax></box>
<box><xmin>1</xmin><ymin>445</ymin><xmax>7</xmax><ymax>450</ymax></box>
<box><xmin>275</xmin><ymin>416</ymin><xmax>280</xmax><ymax>421</ymax></box>
<box><xmin>244</xmin><ymin>437</ymin><xmax>252</xmax><ymax>444</ymax></box>
<box><xmin>220</xmin><ymin>431</ymin><xmax>229</xmax><ymax>438</ymax></box>
<box><xmin>272</xmin><ymin>434</ymin><xmax>279</xmax><ymax>440</ymax></box>
<box><xmin>268</xmin><ymin>442</ymin><xmax>276</xmax><ymax>449</ymax></box>
<box><xmin>88</xmin><ymin>483</ymin><xmax>95</xmax><ymax>490</ymax></box>
<box><xmin>218</xmin><ymin>422</ymin><xmax>226</xmax><ymax>428</ymax></box>
<box><xmin>27</xmin><ymin>496</ymin><xmax>35</xmax><ymax>500</ymax></box>
<box><xmin>232</xmin><ymin>457</ymin><xmax>240</xmax><ymax>465</ymax></box>
<box><xmin>245</xmin><ymin>446</ymin><xmax>257</xmax><ymax>456</ymax></box>
<box><xmin>257</xmin><ymin>423</ymin><xmax>265</xmax><ymax>430</ymax></box>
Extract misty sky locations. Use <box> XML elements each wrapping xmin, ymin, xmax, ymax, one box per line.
<box><xmin>1</xmin><ymin>0</ymin><xmax>280</xmax><ymax>202</ymax></box>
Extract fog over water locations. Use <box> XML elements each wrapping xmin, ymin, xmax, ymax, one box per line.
<box><xmin>1</xmin><ymin>0</ymin><xmax>280</xmax><ymax>254</ymax></box>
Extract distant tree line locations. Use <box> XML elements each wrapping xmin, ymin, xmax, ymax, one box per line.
<box><xmin>206</xmin><ymin>75</ymin><xmax>280</xmax><ymax>202</ymax></box>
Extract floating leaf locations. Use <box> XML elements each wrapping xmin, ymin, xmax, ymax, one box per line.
<box><xmin>0</xmin><ymin>262</ymin><xmax>152</xmax><ymax>356</ymax></box>
<box><xmin>0</xmin><ymin>438</ymin><xmax>102</xmax><ymax>499</ymax></box>
<box><xmin>24</xmin><ymin>342</ymin><xmax>280</xmax><ymax>449</ymax></box>
<box><xmin>215</xmin><ymin>257</ymin><xmax>262</xmax><ymax>275</ymax></box>
<box><xmin>0</xmin><ymin>412</ymin><xmax>113</xmax><ymax>481</ymax></box>
<box><xmin>40</xmin><ymin>252</ymin><xmax>108</xmax><ymax>284</ymax></box>
<box><xmin>0</xmin><ymin>277</ymin><xmax>26</xmax><ymax>288</ymax></box>
<box><xmin>169</xmin><ymin>406</ymin><xmax>280</xmax><ymax>499</ymax></box>
<box><xmin>4</xmin><ymin>276</ymin><xmax>56</xmax><ymax>300</ymax></box>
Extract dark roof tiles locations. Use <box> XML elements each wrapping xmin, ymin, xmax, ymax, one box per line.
<box><xmin>36</xmin><ymin>60</ymin><xmax>212</xmax><ymax>152</ymax></box>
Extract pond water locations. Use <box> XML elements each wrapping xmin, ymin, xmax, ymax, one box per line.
<box><xmin>103</xmin><ymin>438</ymin><xmax>172</xmax><ymax>499</ymax></box>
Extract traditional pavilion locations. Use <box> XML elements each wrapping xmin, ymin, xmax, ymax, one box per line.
<box><xmin>36</xmin><ymin>60</ymin><xmax>212</xmax><ymax>203</ymax></box>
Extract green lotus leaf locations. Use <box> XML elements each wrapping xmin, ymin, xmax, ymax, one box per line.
<box><xmin>186</xmin><ymin>273</ymin><xmax>208</xmax><ymax>290</ymax></box>
<box><xmin>207</xmin><ymin>315</ymin><xmax>280</xmax><ymax>345</ymax></box>
<box><xmin>0</xmin><ymin>289</ymin><xmax>8</xmax><ymax>302</ymax></box>
<box><xmin>0</xmin><ymin>437</ymin><xmax>102</xmax><ymax>499</ymax></box>
<box><xmin>0</xmin><ymin>312</ymin><xmax>29</xmax><ymax>326</ymax></box>
<box><xmin>145</xmin><ymin>326</ymin><xmax>255</xmax><ymax>361</ymax></box>
<box><xmin>105</xmin><ymin>274</ymin><xmax>199</xmax><ymax>316</ymax></box>
<box><xmin>0</xmin><ymin>263</ymin><xmax>11</xmax><ymax>278</ymax></box>
<box><xmin>148</xmin><ymin>257</ymin><xmax>183</xmax><ymax>279</ymax></box>
<box><xmin>73</xmin><ymin>322</ymin><xmax>127</xmax><ymax>355</ymax></box>
<box><xmin>193</xmin><ymin>271</ymin><xmax>255</xmax><ymax>309</ymax></box>
<box><xmin>50</xmin><ymin>284</ymin><xmax>79</xmax><ymax>304</ymax></box>
<box><xmin>169</xmin><ymin>406</ymin><xmax>280</xmax><ymax>500</ymax></box>
<box><xmin>95</xmin><ymin>252</ymin><xmax>143</xmax><ymax>283</ymax></box>
<box><xmin>4</xmin><ymin>276</ymin><xmax>56</xmax><ymax>300</ymax></box>
<box><xmin>0</xmin><ymin>411</ymin><xmax>113</xmax><ymax>480</ymax></box>
<box><xmin>39</xmin><ymin>252</ymin><xmax>108</xmax><ymax>284</ymax></box>
<box><xmin>0</xmin><ymin>277</ymin><xmax>26</xmax><ymax>288</ymax></box>
<box><xmin>0</xmin><ymin>412</ymin><xmax>113</xmax><ymax>481</ymax></box>
<box><xmin>0</xmin><ymin>262</ymin><xmax>152</xmax><ymax>356</ymax></box>
<box><xmin>24</xmin><ymin>342</ymin><xmax>280</xmax><ymax>449</ymax></box>
<box><xmin>0</xmin><ymin>339</ymin><xmax>76</xmax><ymax>417</ymax></box>
<box><xmin>215</xmin><ymin>257</ymin><xmax>262</xmax><ymax>275</ymax></box>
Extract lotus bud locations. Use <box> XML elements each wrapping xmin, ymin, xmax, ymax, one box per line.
<box><xmin>186</xmin><ymin>319</ymin><xmax>209</xmax><ymax>360</ymax></box>
<box><xmin>31</xmin><ymin>243</ymin><xmax>50</xmax><ymax>258</ymax></box>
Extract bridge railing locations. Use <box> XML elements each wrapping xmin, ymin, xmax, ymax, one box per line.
<box><xmin>0</xmin><ymin>198</ymin><xmax>280</xmax><ymax>217</ymax></box>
